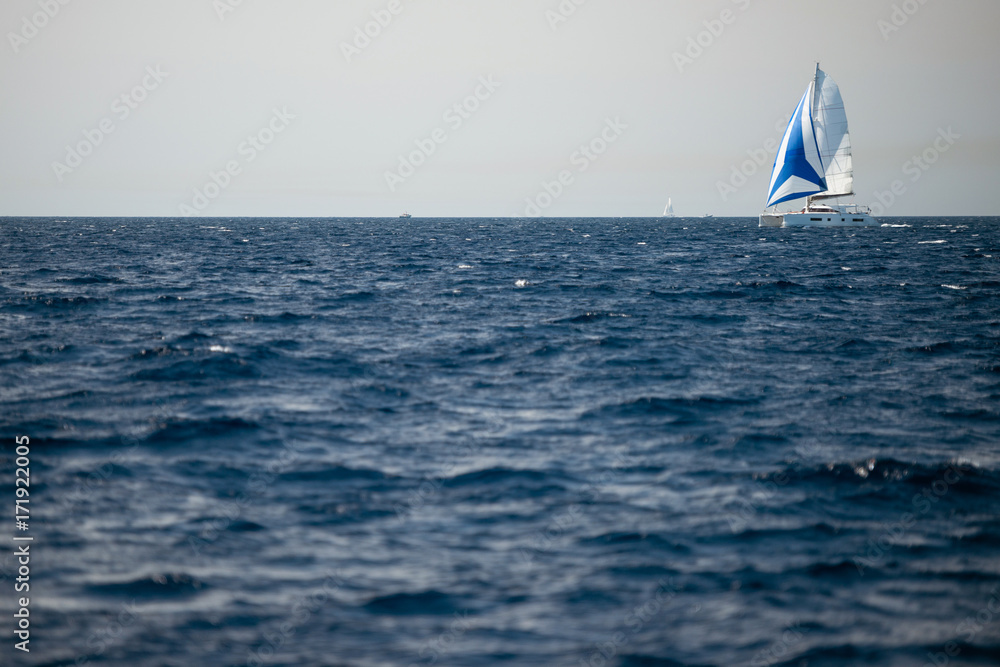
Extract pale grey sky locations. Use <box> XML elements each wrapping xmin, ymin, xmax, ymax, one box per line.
<box><xmin>1</xmin><ymin>0</ymin><xmax>997</xmax><ymax>217</ymax></box>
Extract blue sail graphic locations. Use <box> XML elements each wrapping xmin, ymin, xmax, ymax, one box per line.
<box><xmin>765</xmin><ymin>84</ymin><xmax>827</xmax><ymax>208</ymax></box>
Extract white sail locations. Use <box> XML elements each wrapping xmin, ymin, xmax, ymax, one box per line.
<box><xmin>663</xmin><ymin>198</ymin><xmax>674</xmax><ymax>216</ymax></box>
<box><xmin>812</xmin><ymin>67</ymin><xmax>854</xmax><ymax>198</ymax></box>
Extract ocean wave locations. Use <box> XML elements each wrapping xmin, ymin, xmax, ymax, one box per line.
<box><xmin>364</xmin><ymin>590</ymin><xmax>459</xmax><ymax>615</ymax></box>
<box><xmin>584</xmin><ymin>395</ymin><xmax>756</xmax><ymax>420</ymax></box>
<box><xmin>87</xmin><ymin>573</ymin><xmax>207</xmax><ymax>598</ymax></box>
<box><xmin>129</xmin><ymin>355</ymin><xmax>260</xmax><ymax>382</ymax></box>
<box><xmin>146</xmin><ymin>417</ymin><xmax>260</xmax><ymax>443</ymax></box>
<box><xmin>557</xmin><ymin>311</ymin><xmax>632</xmax><ymax>324</ymax></box>
<box><xmin>12</xmin><ymin>294</ymin><xmax>106</xmax><ymax>309</ymax></box>
<box><xmin>55</xmin><ymin>274</ymin><xmax>125</xmax><ymax>285</ymax></box>
<box><xmin>756</xmin><ymin>458</ymin><xmax>998</xmax><ymax>495</ymax></box>
<box><xmin>4</xmin><ymin>217</ymin><xmax>1000</xmax><ymax>666</ymax></box>
<box><xmin>279</xmin><ymin>465</ymin><xmax>389</xmax><ymax>483</ymax></box>
<box><xmin>444</xmin><ymin>467</ymin><xmax>560</xmax><ymax>487</ymax></box>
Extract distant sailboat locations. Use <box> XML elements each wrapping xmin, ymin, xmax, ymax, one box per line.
<box><xmin>663</xmin><ymin>198</ymin><xmax>674</xmax><ymax>217</ymax></box>
<box><xmin>760</xmin><ymin>65</ymin><xmax>877</xmax><ymax>228</ymax></box>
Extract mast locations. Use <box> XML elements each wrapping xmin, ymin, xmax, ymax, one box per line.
<box><xmin>807</xmin><ymin>63</ymin><xmax>820</xmax><ymax>210</ymax></box>
<box><xmin>812</xmin><ymin>62</ymin><xmax>820</xmax><ymax>109</ymax></box>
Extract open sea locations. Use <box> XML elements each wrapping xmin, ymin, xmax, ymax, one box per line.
<box><xmin>2</xmin><ymin>216</ymin><xmax>999</xmax><ymax>667</ymax></box>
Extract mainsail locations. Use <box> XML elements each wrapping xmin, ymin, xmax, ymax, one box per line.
<box><xmin>765</xmin><ymin>81</ymin><xmax>827</xmax><ymax>208</ymax></box>
<box><xmin>812</xmin><ymin>67</ymin><xmax>854</xmax><ymax>198</ymax></box>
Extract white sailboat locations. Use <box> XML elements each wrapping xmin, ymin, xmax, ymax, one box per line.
<box><xmin>663</xmin><ymin>198</ymin><xmax>674</xmax><ymax>217</ymax></box>
<box><xmin>760</xmin><ymin>65</ymin><xmax>877</xmax><ymax>228</ymax></box>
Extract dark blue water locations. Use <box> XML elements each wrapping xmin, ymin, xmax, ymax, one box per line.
<box><xmin>2</xmin><ymin>217</ymin><xmax>999</xmax><ymax>666</ymax></box>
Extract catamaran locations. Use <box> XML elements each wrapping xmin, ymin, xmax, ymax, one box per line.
<box><xmin>760</xmin><ymin>65</ymin><xmax>877</xmax><ymax>228</ymax></box>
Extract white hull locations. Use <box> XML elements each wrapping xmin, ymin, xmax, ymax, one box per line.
<box><xmin>759</xmin><ymin>207</ymin><xmax>878</xmax><ymax>228</ymax></box>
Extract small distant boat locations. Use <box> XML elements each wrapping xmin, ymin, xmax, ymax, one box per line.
<box><xmin>663</xmin><ymin>198</ymin><xmax>675</xmax><ymax>217</ymax></box>
<box><xmin>399</xmin><ymin>212</ymin><xmax>412</xmax><ymax>219</ymax></box>
<box><xmin>760</xmin><ymin>64</ymin><xmax>877</xmax><ymax>228</ymax></box>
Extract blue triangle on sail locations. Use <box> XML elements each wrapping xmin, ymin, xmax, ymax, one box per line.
<box><xmin>766</xmin><ymin>88</ymin><xmax>828</xmax><ymax>208</ymax></box>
